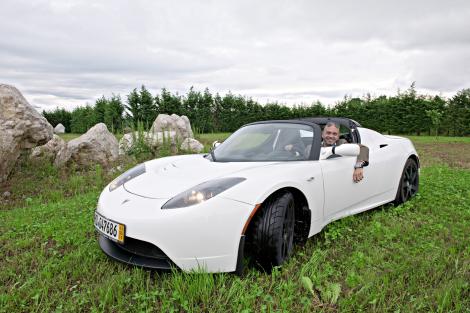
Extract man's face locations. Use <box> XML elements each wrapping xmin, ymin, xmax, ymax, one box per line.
<box><xmin>322</xmin><ymin>125</ymin><xmax>340</xmax><ymax>146</ymax></box>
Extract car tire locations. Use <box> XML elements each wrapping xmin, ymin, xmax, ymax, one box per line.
<box><xmin>250</xmin><ymin>191</ymin><xmax>295</xmax><ymax>267</ymax></box>
<box><xmin>394</xmin><ymin>158</ymin><xmax>419</xmax><ymax>205</ymax></box>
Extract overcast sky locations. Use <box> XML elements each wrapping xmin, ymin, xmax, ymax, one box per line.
<box><xmin>1</xmin><ymin>0</ymin><xmax>470</xmax><ymax>111</ymax></box>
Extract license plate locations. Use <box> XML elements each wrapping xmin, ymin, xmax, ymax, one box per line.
<box><xmin>94</xmin><ymin>212</ymin><xmax>125</xmax><ymax>243</ymax></box>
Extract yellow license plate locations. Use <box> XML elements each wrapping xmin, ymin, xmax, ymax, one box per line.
<box><xmin>94</xmin><ymin>212</ymin><xmax>125</xmax><ymax>243</ymax></box>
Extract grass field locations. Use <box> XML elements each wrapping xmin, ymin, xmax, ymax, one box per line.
<box><xmin>1</xmin><ymin>135</ymin><xmax>469</xmax><ymax>312</ymax></box>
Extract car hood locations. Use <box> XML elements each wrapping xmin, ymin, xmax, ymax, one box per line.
<box><xmin>123</xmin><ymin>154</ymin><xmax>275</xmax><ymax>199</ymax></box>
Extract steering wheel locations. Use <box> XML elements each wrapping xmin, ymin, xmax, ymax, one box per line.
<box><xmin>284</xmin><ymin>145</ymin><xmax>304</xmax><ymax>158</ymax></box>
<box><xmin>284</xmin><ymin>146</ymin><xmax>304</xmax><ymax>158</ymax></box>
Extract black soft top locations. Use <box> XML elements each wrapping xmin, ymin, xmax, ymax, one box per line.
<box><xmin>293</xmin><ymin>117</ymin><xmax>361</xmax><ymax>128</ymax></box>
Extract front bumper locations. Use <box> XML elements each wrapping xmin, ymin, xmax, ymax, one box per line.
<box><xmin>98</xmin><ymin>235</ymin><xmax>176</xmax><ymax>269</ymax></box>
<box><xmin>96</xmin><ymin>187</ymin><xmax>254</xmax><ymax>272</ymax></box>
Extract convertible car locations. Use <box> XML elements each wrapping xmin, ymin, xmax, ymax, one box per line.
<box><xmin>94</xmin><ymin>117</ymin><xmax>419</xmax><ymax>273</ymax></box>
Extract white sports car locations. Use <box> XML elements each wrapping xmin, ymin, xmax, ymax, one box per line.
<box><xmin>94</xmin><ymin>117</ymin><xmax>419</xmax><ymax>273</ymax></box>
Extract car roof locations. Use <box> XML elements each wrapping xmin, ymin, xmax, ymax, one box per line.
<box><xmin>292</xmin><ymin>117</ymin><xmax>362</xmax><ymax>128</ymax></box>
<box><xmin>245</xmin><ymin>117</ymin><xmax>361</xmax><ymax>129</ymax></box>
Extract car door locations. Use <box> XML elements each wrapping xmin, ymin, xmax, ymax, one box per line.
<box><xmin>357</xmin><ymin>128</ymin><xmax>401</xmax><ymax>202</ymax></box>
<box><xmin>320</xmin><ymin>155</ymin><xmax>371</xmax><ymax>221</ymax></box>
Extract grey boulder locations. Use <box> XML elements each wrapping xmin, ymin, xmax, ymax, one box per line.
<box><xmin>56</xmin><ymin>123</ymin><xmax>118</xmax><ymax>168</ymax></box>
<box><xmin>54</xmin><ymin>123</ymin><xmax>65</xmax><ymax>134</ymax></box>
<box><xmin>149</xmin><ymin>113</ymin><xmax>193</xmax><ymax>141</ymax></box>
<box><xmin>180</xmin><ymin>138</ymin><xmax>204</xmax><ymax>153</ymax></box>
<box><xmin>31</xmin><ymin>134</ymin><xmax>67</xmax><ymax>162</ymax></box>
<box><xmin>0</xmin><ymin>84</ymin><xmax>53</xmax><ymax>182</ymax></box>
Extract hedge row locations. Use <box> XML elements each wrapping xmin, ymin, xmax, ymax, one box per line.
<box><xmin>43</xmin><ymin>84</ymin><xmax>470</xmax><ymax>136</ymax></box>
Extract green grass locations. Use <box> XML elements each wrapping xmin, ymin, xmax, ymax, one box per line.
<box><xmin>403</xmin><ymin>135</ymin><xmax>470</xmax><ymax>144</ymax></box>
<box><xmin>1</xmin><ymin>136</ymin><xmax>469</xmax><ymax>312</ymax></box>
<box><xmin>57</xmin><ymin>133</ymin><xmax>83</xmax><ymax>142</ymax></box>
<box><xmin>194</xmin><ymin>132</ymin><xmax>231</xmax><ymax>148</ymax></box>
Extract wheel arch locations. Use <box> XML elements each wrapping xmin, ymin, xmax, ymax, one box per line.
<box><xmin>244</xmin><ymin>186</ymin><xmax>311</xmax><ymax>244</ymax></box>
<box><xmin>392</xmin><ymin>154</ymin><xmax>420</xmax><ymax>206</ymax></box>
<box><xmin>408</xmin><ymin>153</ymin><xmax>420</xmax><ymax>168</ymax></box>
<box><xmin>394</xmin><ymin>153</ymin><xmax>420</xmax><ymax>189</ymax></box>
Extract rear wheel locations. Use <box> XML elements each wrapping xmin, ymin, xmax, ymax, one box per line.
<box><xmin>394</xmin><ymin>158</ymin><xmax>419</xmax><ymax>205</ymax></box>
<box><xmin>250</xmin><ymin>191</ymin><xmax>295</xmax><ymax>267</ymax></box>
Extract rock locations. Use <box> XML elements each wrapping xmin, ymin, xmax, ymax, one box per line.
<box><xmin>170</xmin><ymin>142</ymin><xmax>177</xmax><ymax>155</ymax></box>
<box><xmin>0</xmin><ymin>84</ymin><xmax>53</xmax><ymax>182</ymax></box>
<box><xmin>54</xmin><ymin>123</ymin><xmax>65</xmax><ymax>134</ymax></box>
<box><xmin>180</xmin><ymin>138</ymin><xmax>204</xmax><ymax>153</ymax></box>
<box><xmin>118</xmin><ymin>130</ymin><xmax>177</xmax><ymax>155</ymax></box>
<box><xmin>180</xmin><ymin>115</ymin><xmax>194</xmax><ymax>138</ymax></box>
<box><xmin>55</xmin><ymin>123</ymin><xmax>118</xmax><ymax>168</ymax></box>
<box><xmin>149</xmin><ymin>113</ymin><xmax>193</xmax><ymax>141</ymax></box>
<box><xmin>31</xmin><ymin>134</ymin><xmax>67</xmax><ymax>162</ymax></box>
<box><xmin>3</xmin><ymin>191</ymin><xmax>11</xmax><ymax>198</ymax></box>
<box><xmin>118</xmin><ymin>133</ymin><xmax>135</xmax><ymax>155</ymax></box>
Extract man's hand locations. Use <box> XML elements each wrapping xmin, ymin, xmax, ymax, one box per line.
<box><xmin>353</xmin><ymin>168</ymin><xmax>364</xmax><ymax>183</ymax></box>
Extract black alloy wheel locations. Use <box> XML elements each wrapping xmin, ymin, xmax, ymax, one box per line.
<box><xmin>394</xmin><ymin>158</ymin><xmax>419</xmax><ymax>205</ymax></box>
<box><xmin>281</xmin><ymin>199</ymin><xmax>295</xmax><ymax>260</ymax></box>
<box><xmin>250</xmin><ymin>191</ymin><xmax>296</xmax><ymax>268</ymax></box>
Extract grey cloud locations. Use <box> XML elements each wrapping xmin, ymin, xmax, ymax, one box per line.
<box><xmin>1</xmin><ymin>0</ymin><xmax>469</xmax><ymax>110</ymax></box>
<box><xmin>408</xmin><ymin>48</ymin><xmax>470</xmax><ymax>91</ymax></box>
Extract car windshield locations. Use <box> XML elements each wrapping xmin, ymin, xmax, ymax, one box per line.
<box><xmin>213</xmin><ymin>123</ymin><xmax>315</xmax><ymax>162</ymax></box>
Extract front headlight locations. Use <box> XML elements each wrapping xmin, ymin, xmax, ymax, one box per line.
<box><xmin>162</xmin><ymin>177</ymin><xmax>246</xmax><ymax>209</ymax></box>
<box><xmin>109</xmin><ymin>163</ymin><xmax>146</xmax><ymax>192</ymax></box>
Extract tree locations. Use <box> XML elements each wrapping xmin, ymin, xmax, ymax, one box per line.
<box><xmin>125</xmin><ymin>88</ymin><xmax>142</xmax><ymax>128</ymax></box>
<box><xmin>425</xmin><ymin>109</ymin><xmax>443</xmax><ymax>137</ymax></box>
<box><xmin>94</xmin><ymin>96</ymin><xmax>107</xmax><ymax>124</ymax></box>
<box><xmin>42</xmin><ymin>107</ymin><xmax>72</xmax><ymax>132</ymax></box>
<box><xmin>70</xmin><ymin>105</ymin><xmax>97</xmax><ymax>133</ymax></box>
<box><xmin>139</xmin><ymin>85</ymin><xmax>157</xmax><ymax>128</ymax></box>
<box><xmin>157</xmin><ymin>88</ymin><xmax>183</xmax><ymax>116</ymax></box>
<box><xmin>445</xmin><ymin>89</ymin><xmax>470</xmax><ymax>136</ymax></box>
<box><xmin>104</xmin><ymin>94</ymin><xmax>125</xmax><ymax>133</ymax></box>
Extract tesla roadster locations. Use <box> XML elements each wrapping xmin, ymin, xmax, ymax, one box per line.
<box><xmin>94</xmin><ymin>117</ymin><xmax>419</xmax><ymax>273</ymax></box>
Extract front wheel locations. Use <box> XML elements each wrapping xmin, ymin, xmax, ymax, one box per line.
<box><xmin>250</xmin><ymin>191</ymin><xmax>295</xmax><ymax>267</ymax></box>
<box><xmin>394</xmin><ymin>158</ymin><xmax>419</xmax><ymax>205</ymax></box>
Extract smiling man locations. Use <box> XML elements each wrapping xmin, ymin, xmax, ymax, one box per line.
<box><xmin>322</xmin><ymin>122</ymin><xmax>369</xmax><ymax>183</ymax></box>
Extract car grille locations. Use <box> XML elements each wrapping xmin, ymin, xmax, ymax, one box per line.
<box><xmin>117</xmin><ymin>236</ymin><xmax>168</xmax><ymax>260</ymax></box>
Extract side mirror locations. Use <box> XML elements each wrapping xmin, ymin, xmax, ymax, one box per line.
<box><xmin>320</xmin><ymin>144</ymin><xmax>360</xmax><ymax>160</ymax></box>
<box><xmin>333</xmin><ymin>144</ymin><xmax>360</xmax><ymax>156</ymax></box>
<box><xmin>212</xmin><ymin>141</ymin><xmax>221</xmax><ymax>149</ymax></box>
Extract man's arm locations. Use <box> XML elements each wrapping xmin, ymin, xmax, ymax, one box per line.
<box><xmin>357</xmin><ymin>144</ymin><xmax>369</xmax><ymax>165</ymax></box>
<box><xmin>353</xmin><ymin>144</ymin><xmax>369</xmax><ymax>183</ymax></box>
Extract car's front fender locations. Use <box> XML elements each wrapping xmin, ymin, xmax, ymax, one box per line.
<box><xmin>221</xmin><ymin>161</ymin><xmax>325</xmax><ymax>224</ymax></box>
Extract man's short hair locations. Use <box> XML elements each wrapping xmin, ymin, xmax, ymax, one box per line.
<box><xmin>324</xmin><ymin>122</ymin><xmax>340</xmax><ymax>131</ymax></box>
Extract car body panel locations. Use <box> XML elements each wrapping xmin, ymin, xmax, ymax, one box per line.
<box><xmin>97</xmin><ymin>187</ymin><xmax>254</xmax><ymax>272</ymax></box>
<box><xmin>123</xmin><ymin>154</ymin><xmax>278</xmax><ymax>199</ymax></box>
